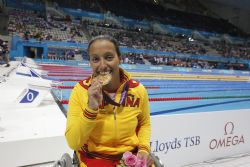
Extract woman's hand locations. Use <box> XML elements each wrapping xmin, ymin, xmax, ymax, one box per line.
<box><xmin>88</xmin><ymin>79</ymin><xmax>103</xmax><ymax>110</ymax></box>
<box><xmin>137</xmin><ymin>152</ymin><xmax>154</xmax><ymax>167</ymax></box>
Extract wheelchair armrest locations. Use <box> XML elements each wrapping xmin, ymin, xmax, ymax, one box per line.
<box><xmin>72</xmin><ymin>151</ymin><xmax>80</xmax><ymax>167</ymax></box>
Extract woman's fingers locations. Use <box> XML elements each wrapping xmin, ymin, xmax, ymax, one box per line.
<box><xmin>92</xmin><ymin>81</ymin><xmax>102</xmax><ymax>96</ymax></box>
<box><xmin>88</xmin><ymin>80</ymin><xmax>103</xmax><ymax>110</ymax></box>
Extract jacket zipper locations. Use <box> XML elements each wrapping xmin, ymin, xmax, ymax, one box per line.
<box><xmin>113</xmin><ymin>106</ymin><xmax>117</xmax><ymax>147</ymax></box>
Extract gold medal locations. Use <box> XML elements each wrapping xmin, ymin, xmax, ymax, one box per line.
<box><xmin>95</xmin><ymin>73</ymin><xmax>112</xmax><ymax>86</ymax></box>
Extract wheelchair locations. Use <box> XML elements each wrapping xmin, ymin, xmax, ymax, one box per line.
<box><xmin>53</xmin><ymin>151</ymin><xmax>164</xmax><ymax>167</ymax></box>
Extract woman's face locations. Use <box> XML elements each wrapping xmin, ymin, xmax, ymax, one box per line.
<box><xmin>88</xmin><ymin>39</ymin><xmax>121</xmax><ymax>81</ymax></box>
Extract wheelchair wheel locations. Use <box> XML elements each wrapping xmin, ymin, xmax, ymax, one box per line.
<box><xmin>61</xmin><ymin>153</ymin><xmax>73</xmax><ymax>167</ymax></box>
<box><xmin>150</xmin><ymin>153</ymin><xmax>164</xmax><ymax>167</ymax></box>
<box><xmin>53</xmin><ymin>153</ymin><xmax>73</xmax><ymax>167</ymax></box>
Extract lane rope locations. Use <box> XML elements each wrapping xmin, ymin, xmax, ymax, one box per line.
<box><xmin>53</xmin><ymin>85</ymin><xmax>161</xmax><ymax>89</ymax></box>
<box><xmin>60</xmin><ymin>96</ymin><xmax>250</xmax><ymax>104</ymax></box>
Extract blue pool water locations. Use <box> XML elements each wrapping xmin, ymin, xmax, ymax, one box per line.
<box><xmin>42</xmin><ymin>62</ymin><xmax>250</xmax><ymax>116</ymax></box>
<box><xmin>60</xmin><ymin>80</ymin><xmax>250</xmax><ymax>115</ymax></box>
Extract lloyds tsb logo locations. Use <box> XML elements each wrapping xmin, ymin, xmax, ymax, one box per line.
<box><xmin>209</xmin><ymin>122</ymin><xmax>244</xmax><ymax>150</ymax></box>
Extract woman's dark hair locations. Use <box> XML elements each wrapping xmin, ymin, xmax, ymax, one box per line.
<box><xmin>87</xmin><ymin>35</ymin><xmax>121</xmax><ymax>57</ymax></box>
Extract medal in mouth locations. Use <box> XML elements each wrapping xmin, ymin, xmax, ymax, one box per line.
<box><xmin>94</xmin><ymin>73</ymin><xmax>112</xmax><ymax>86</ymax></box>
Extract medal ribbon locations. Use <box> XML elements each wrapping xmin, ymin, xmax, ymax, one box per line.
<box><xmin>102</xmin><ymin>80</ymin><xmax>129</xmax><ymax>107</ymax></box>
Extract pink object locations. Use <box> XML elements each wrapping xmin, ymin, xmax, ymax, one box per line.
<box><xmin>135</xmin><ymin>158</ymin><xmax>147</xmax><ymax>167</ymax></box>
<box><xmin>124</xmin><ymin>154</ymin><xmax>137</xmax><ymax>166</ymax></box>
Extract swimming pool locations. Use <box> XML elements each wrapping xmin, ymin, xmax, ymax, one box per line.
<box><xmin>39</xmin><ymin>61</ymin><xmax>250</xmax><ymax>167</ymax></box>
<box><xmin>40</xmin><ymin>63</ymin><xmax>250</xmax><ymax>116</ymax></box>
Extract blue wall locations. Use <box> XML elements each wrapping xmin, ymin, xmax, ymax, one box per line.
<box><xmin>10</xmin><ymin>36</ymin><xmax>250</xmax><ymax>65</ymax></box>
<box><xmin>10</xmin><ymin>36</ymin><xmax>88</xmax><ymax>58</ymax></box>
